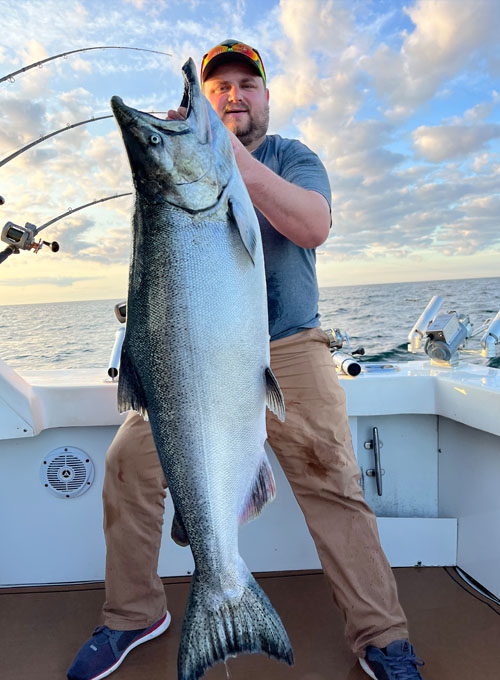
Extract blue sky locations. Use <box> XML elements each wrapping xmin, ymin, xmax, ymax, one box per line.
<box><xmin>1</xmin><ymin>0</ymin><xmax>499</xmax><ymax>304</ymax></box>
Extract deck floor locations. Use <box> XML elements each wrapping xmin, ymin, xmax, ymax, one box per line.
<box><xmin>2</xmin><ymin>567</ymin><xmax>500</xmax><ymax>680</ymax></box>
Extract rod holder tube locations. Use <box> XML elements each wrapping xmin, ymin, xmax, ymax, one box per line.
<box><xmin>332</xmin><ymin>350</ymin><xmax>361</xmax><ymax>377</ymax></box>
<box><xmin>408</xmin><ymin>295</ymin><xmax>443</xmax><ymax>353</ymax></box>
<box><xmin>107</xmin><ymin>325</ymin><xmax>126</xmax><ymax>379</ymax></box>
<box><xmin>480</xmin><ymin>310</ymin><xmax>500</xmax><ymax>358</ymax></box>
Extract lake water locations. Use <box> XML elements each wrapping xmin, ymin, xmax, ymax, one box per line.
<box><xmin>1</xmin><ymin>276</ymin><xmax>499</xmax><ymax>371</ymax></box>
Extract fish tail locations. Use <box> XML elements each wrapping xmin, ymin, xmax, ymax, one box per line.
<box><xmin>178</xmin><ymin>569</ymin><xmax>293</xmax><ymax>680</ymax></box>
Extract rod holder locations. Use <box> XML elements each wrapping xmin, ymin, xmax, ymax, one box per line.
<box><xmin>107</xmin><ymin>325</ymin><xmax>126</xmax><ymax>379</ymax></box>
<box><xmin>408</xmin><ymin>295</ymin><xmax>443</xmax><ymax>353</ymax></box>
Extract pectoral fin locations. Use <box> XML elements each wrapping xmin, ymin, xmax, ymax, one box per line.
<box><xmin>265</xmin><ymin>367</ymin><xmax>285</xmax><ymax>422</ymax></box>
<box><xmin>228</xmin><ymin>197</ymin><xmax>257</xmax><ymax>265</ymax></box>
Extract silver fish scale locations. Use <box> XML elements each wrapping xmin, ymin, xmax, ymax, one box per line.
<box><xmin>125</xmin><ymin>202</ymin><xmax>269</xmax><ymax>587</ymax></box>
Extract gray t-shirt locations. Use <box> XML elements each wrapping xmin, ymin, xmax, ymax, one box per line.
<box><xmin>251</xmin><ymin>134</ymin><xmax>332</xmax><ymax>341</ymax></box>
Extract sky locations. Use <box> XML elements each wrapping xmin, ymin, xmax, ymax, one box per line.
<box><xmin>0</xmin><ymin>0</ymin><xmax>499</xmax><ymax>304</ymax></box>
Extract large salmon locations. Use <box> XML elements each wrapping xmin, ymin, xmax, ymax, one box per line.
<box><xmin>111</xmin><ymin>58</ymin><xmax>293</xmax><ymax>680</ymax></box>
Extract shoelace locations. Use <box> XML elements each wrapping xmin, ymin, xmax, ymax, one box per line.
<box><xmin>91</xmin><ymin>626</ymin><xmax>117</xmax><ymax>644</ymax></box>
<box><xmin>387</xmin><ymin>652</ymin><xmax>425</xmax><ymax>680</ymax></box>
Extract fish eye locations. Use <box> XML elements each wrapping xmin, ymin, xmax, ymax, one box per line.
<box><xmin>149</xmin><ymin>134</ymin><xmax>161</xmax><ymax>145</ymax></box>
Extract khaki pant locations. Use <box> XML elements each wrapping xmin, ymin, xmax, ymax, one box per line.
<box><xmin>102</xmin><ymin>328</ymin><xmax>408</xmax><ymax>656</ymax></box>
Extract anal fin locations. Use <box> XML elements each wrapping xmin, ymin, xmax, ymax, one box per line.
<box><xmin>239</xmin><ymin>453</ymin><xmax>276</xmax><ymax>525</ymax></box>
<box><xmin>171</xmin><ymin>505</ymin><xmax>189</xmax><ymax>547</ymax></box>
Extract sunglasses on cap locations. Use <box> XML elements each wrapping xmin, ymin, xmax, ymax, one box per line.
<box><xmin>200</xmin><ymin>41</ymin><xmax>266</xmax><ymax>85</ymax></box>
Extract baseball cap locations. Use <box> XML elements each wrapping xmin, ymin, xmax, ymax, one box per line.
<box><xmin>200</xmin><ymin>39</ymin><xmax>266</xmax><ymax>85</ymax></box>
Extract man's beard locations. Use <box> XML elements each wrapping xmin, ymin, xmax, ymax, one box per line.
<box><xmin>224</xmin><ymin>104</ymin><xmax>269</xmax><ymax>147</ymax></box>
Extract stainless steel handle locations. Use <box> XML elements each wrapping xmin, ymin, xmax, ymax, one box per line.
<box><xmin>372</xmin><ymin>426</ymin><xmax>383</xmax><ymax>496</ymax></box>
<box><xmin>364</xmin><ymin>428</ymin><xmax>384</xmax><ymax>496</ymax></box>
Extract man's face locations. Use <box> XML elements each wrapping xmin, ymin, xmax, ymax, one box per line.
<box><xmin>202</xmin><ymin>62</ymin><xmax>270</xmax><ymax>149</ymax></box>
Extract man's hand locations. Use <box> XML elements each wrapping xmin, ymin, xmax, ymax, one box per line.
<box><xmin>166</xmin><ymin>106</ymin><xmax>187</xmax><ymax>120</ymax></box>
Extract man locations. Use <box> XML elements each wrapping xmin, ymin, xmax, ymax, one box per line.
<box><xmin>68</xmin><ymin>40</ymin><xmax>424</xmax><ymax>680</ymax></box>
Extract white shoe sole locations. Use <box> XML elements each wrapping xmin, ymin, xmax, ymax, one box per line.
<box><xmin>359</xmin><ymin>657</ymin><xmax>378</xmax><ymax>679</ymax></box>
<box><xmin>90</xmin><ymin>611</ymin><xmax>172</xmax><ymax>680</ymax></box>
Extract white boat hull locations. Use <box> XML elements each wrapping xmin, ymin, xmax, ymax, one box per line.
<box><xmin>1</xmin><ymin>358</ymin><xmax>499</xmax><ymax>597</ymax></box>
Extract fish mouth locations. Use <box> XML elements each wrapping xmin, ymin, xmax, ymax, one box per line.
<box><xmin>111</xmin><ymin>59</ymin><xmax>209</xmax><ymax>143</ymax></box>
<box><xmin>110</xmin><ymin>96</ymin><xmax>190</xmax><ymax>133</ymax></box>
<box><xmin>110</xmin><ymin>95</ymin><xmax>135</xmax><ymax>125</ymax></box>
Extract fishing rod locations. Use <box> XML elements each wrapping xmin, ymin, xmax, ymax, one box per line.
<box><xmin>0</xmin><ymin>192</ymin><xmax>131</xmax><ymax>264</ymax></box>
<box><xmin>0</xmin><ymin>112</ymin><xmax>168</xmax><ymax>169</ymax></box>
<box><xmin>1</xmin><ymin>46</ymin><xmax>171</xmax><ymax>85</ymax></box>
<box><xmin>0</xmin><ymin>115</ymin><xmax>109</xmax><ymax>168</ymax></box>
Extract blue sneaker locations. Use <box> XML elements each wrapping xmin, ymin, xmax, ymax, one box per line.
<box><xmin>359</xmin><ymin>639</ymin><xmax>425</xmax><ymax>679</ymax></box>
<box><xmin>67</xmin><ymin>611</ymin><xmax>171</xmax><ymax>680</ymax></box>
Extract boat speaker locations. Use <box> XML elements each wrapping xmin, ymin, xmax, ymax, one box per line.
<box><xmin>40</xmin><ymin>447</ymin><xmax>95</xmax><ymax>499</ymax></box>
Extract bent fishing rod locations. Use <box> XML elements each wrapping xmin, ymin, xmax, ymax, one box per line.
<box><xmin>1</xmin><ymin>46</ymin><xmax>171</xmax><ymax>85</ymax></box>
<box><xmin>0</xmin><ymin>111</ymin><xmax>168</xmax><ymax>169</ymax></box>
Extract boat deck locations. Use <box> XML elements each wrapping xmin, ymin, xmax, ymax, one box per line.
<box><xmin>2</xmin><ymin>567</ymin><xmax>500</xmax><ymax>680</ymax></box>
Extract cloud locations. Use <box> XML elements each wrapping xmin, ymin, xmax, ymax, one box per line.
<box><xmin>0</xmin><ymin>97</ymin><xmax>47</xmax><ymax>147</ymax></box>
<box><xmin>412</xmin><ymin>92</ymin><xmax>500</xmax><ymax>162</ymax></box>
<box><xmin>460</xmin><ymin>95</ymin><xmax>500</xmax><ymax>123</ymax></box>
<box><xmin>260</xmin><ymin>0</ymin><xmax>500</xmax><ymax>266</ymax></box>
<box><xmin>14</xmin><ymin>39</ymin><xmax>53</xmax><ymax>97</ymax></box>
<box><xmin>42</xmin><ymin>213</ymin><xmax>132</xmax><ymax>264</ymax></box>
<box><xmin>362</xmin><ymin>0</ymin><xmax>500</xmax><ymax>115</ymax></box>
<box><xmin>268</xmin><ymin>0</ymin><xmax>356</xmax><ymax>131</ymax></box>
<box><xmin>68</xmin><ymin>55</ymin><xmax>93</xmax><ymax>73</ymax></box>
<box><xmin>413</xmin><ymin>123</ymin><xmax>500</xmax><ymax>162</ymax></box>
<box><xmin>123</xmin><ymin>0</ymin><xmax>148</xmax><ymax>9</ymax></box>
<box><xmin>55</xmin><ymin>88</ymin><xmax>94</xmax><ymax>120</ymax></box>
<box><xmin>319</xmin><ymin>164</ymin><xmax>500</xmax><ymax>261</ymax></box>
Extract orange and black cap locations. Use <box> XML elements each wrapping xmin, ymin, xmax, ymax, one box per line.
<box><xmin>200</xmin><ymin>39</ymin><xmax>266</xmax><ymax>85</ymax></box>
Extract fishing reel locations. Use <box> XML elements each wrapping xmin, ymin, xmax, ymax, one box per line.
<box><xmin>408</xmin><ymin>296</ymin><xmax>500</xmax><ymax>366</ymax></box>
<box><xmin>0</xmin><ymin>221</ymin><xmax>59</xmax><ymax>264</ymax></box>
<box><xmin>326</xmin><ymin>329</ymin><xmax>365</xmax><ymax>377</ymax></box>
<box><xmin>424</xmin><ymin>312</ymin><xmax>472</xmax><ymax>364</ymax></box>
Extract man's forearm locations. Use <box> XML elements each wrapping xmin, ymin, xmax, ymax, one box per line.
<box><xmin>231</xmin><ymin>135</ymin><xmax>331</xmax><ymax>249</ymax></box>
<box><xmin>245</xmin><ymin>158</ymin><xmax>330</xmax><ymax>248</ymax></box>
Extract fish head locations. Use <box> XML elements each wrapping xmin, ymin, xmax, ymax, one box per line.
<box><xmin>111</xmin><ymin>58</ymin><xmax>233</xmax><ymax>212</ymax></box>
